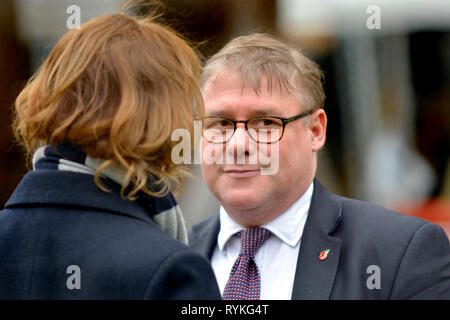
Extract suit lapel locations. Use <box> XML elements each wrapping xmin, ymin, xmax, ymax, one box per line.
<box><xmin>189</xmin><ymin>214</ymin><xmax>220</xmax><ymax>260</ymax></box>
<box><xmin>291</xmin><ymin>179</ymin><xmax>342</xmax><ymax>299</ymax></box>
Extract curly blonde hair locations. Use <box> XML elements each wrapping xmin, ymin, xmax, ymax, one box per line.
<box><xmin>13</xmin><ymin>13</ymin><xmax>203</xmax><ymax>199</ymax></box>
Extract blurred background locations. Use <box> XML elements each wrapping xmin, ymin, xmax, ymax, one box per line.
<box><xmin>1</xmin><ymin>0</ymin><xmax>449</xmax><ymax>235</ymax></box>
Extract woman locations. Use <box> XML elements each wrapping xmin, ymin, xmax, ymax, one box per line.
<box><xmin>0</xmin><ymin>13</ymin><xmax>220</xmax><ymax>299</ymax></box>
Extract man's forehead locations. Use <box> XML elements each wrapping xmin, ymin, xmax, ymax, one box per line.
<box><xmin>204</xmin><ymin>104</ymin><xmax>283</xmax><ymax>117</ymax></box>
<box><xmin>204</xmin><ymin>85</ymin><xmax>281</xmax><ymax>112</ymax></box>
<box><xmin>202</xmin><ymin>69</ymin><xmax>303</xmax><ymax>117</ymax></box>
<box><xmin>203</xmin><ymin>69</ymin><xmax>293</xmax><ymax>97</ymax></box>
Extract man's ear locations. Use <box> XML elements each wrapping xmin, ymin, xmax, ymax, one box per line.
<box><xmin>309</xmin><ymin>109</ymin><xmax>327</xmax><ymax>152</ymax></box>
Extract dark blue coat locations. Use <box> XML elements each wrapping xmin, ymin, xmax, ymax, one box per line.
<box><xmin>0</xmin><ymin>169</ymin><xmax>221</xmax><ymax>299</ymax></box>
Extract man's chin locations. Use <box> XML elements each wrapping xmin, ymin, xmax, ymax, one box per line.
<box><xmin>221</xmin><ymin>193</ymin><xmax>265</xmax><ymax>211</ymax></box>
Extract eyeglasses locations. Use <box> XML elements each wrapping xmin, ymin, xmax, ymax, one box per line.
<box><xmin>201</xmin><ymin>109</ymin><xmax>315</xmax><ymax>144</ymax></box>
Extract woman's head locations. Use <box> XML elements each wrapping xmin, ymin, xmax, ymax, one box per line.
<box><xmin>14</xmin><ymin>13</ymin><xmax>203</xmax><ymax>198</ymax></box>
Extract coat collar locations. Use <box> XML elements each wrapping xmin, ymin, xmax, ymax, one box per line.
<box><xmin>5</xmin><ymin>170</ymin><xmax>156</xmax><ymax>225</ymax></box>
<box><xmin>189</xmin><ymin>213</ymin><xmax>220</xmax><ymax>258</ymax></box>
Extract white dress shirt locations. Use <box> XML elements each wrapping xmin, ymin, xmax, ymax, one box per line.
<box><xmin>211</xmin><ymin>182</ymin><xmax>314</xmax><ymax>300</ymax></box>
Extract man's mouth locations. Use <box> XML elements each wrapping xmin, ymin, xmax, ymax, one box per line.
<box><xmin>223</xmin><ymin>167</ymin><xmax>261</xmax><ymax>178</ymax></box>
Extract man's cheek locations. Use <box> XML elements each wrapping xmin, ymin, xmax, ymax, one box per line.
<box><xmin>201</xmin><ymin>142</ymin><xmax>226</xmax><ymax>165</ymax></box>
<box><xmin>259</xmin><ymin>142</ymin><xmax>279</xmax><ymax>176</ymax></box>
<box><xmin>201</xmin><ymin>163</ymin><xmax>218</xmax><ymax>187</ymax></box>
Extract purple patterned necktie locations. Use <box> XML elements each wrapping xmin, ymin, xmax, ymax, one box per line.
<box><xmin>222</xmin><ymin>227</ymin><xmax>271</xmax><ymax>300</ymax></box>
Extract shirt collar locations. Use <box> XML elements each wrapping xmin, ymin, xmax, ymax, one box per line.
<box><xmin>217</xmin><ymin>181</ymin><xmax>314</xmax><ymax>250</ymax></box>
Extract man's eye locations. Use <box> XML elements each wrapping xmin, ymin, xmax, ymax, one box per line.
<box><xmin>262</xmin><ymin>119</ymin><xmax>276</xmax><ymax>126</ymax></box>
<box><xmin>252</xmin><ymin>118</ymin><xmax>280</xmax><ymax>127</ymax></box>
<box><xmin>210</xmin><ymin>120</ymin><xmax>233</xmax><ymax>128</ymax></box>
<box><xmin>216</xmin><ymin>120</ymin><xmax>232</xmax><ymax>127</ymax></box>
<box><xmin>204</xmin><ymin>118</ymin><xmax>233</xmax><ymax>129</ymax></box>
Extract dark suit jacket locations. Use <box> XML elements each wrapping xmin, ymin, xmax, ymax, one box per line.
<box><xmin>0</xmin><ymin>170</ymin><xmax>221</xmax><ymax>299</ymax></box>
<box><xmin>189</xmin><ymin>179</ymin><xmax>450</xmax><ymax>299</ymax></box>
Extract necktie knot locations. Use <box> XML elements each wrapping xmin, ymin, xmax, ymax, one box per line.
<box><xmin>239</xmin><ymin>227</ymin><xmax>270</xmax><ymax>257</ymax></box>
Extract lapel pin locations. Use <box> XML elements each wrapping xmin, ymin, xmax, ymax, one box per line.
<box><xmin>319</xmin><ymin>249</ymin><xmax>330</xmax><ymax>261</ymax></box>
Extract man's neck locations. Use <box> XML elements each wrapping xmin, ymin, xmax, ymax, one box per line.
<box><xmin>224</xmin><ymin>180</ymin><xmax>315</xmax><ymax>227</ymax></box>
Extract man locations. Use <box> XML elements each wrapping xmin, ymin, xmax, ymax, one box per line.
<box><xmin>189</xmin><ymin>33</ymin><xmax>450</xmax><ymax>299</ymax></box>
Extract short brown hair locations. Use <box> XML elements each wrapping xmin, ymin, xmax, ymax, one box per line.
<box><xmin>200</xmin><ymin>33</ymin><xmax>325</xmax><ymax>112</ymax></box>
<box><xmin>14</xmin><ymin>13</ymin><xmax>203</xmax><ymax>199</ymax></box>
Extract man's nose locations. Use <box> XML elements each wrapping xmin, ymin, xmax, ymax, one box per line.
<box><xmin>226</xmin><ymin>124</ymin><xmax>253</xmax><ymax>163</ymax></box>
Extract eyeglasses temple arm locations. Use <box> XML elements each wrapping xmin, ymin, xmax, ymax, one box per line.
<box><xmin>284</xmin><ymin>109</ymin><xmax>315</xmax><ymax>123</ymax></box>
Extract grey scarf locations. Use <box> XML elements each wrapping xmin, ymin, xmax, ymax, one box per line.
<box><xmin>32</xmin><ymin>144</ymin><xmax>188</xmax><ymax>245</ymax></box>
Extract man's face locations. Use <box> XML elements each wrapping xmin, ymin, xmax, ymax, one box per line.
<box><xmin>201</xmin><ymin>71</ymin><xmax>326</xmax><ymax>226</ymax></box>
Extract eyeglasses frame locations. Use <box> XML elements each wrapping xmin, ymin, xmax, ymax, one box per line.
<box><xmin>201</xmin><ymin>109</ymin><xmax>316</xmax><ymax>144</ymax></box>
